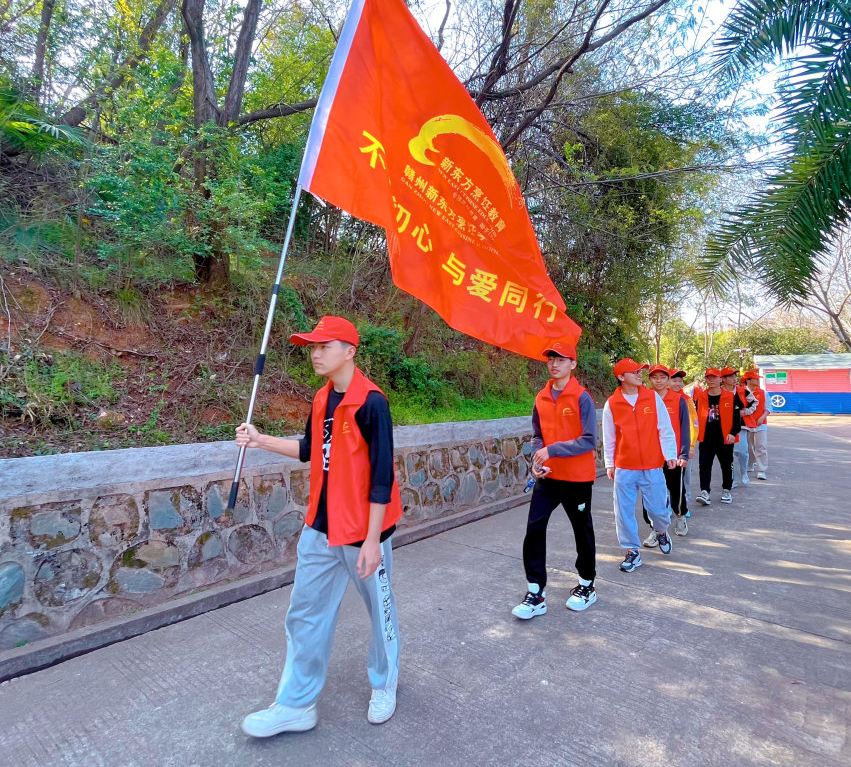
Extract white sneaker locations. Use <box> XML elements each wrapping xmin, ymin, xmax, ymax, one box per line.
<box><xmin>512</xmin><ymin>584</ymin><xmax>547</xmax><ymax>619</ymax></box>
<box><xmin>642</xmin><ymin>530</ymin><xmax>659</xmax><ymax>548</ymax></box>
<box><xmin>368</xmin><ymin>687</ymin><xmax>397</xmax><ymax>724</ymax></box>
<box><xmin>721</xmin><ymin>489</ymin><xmax>733</xmax><ymax>503</ymax></box>
<box><xmin>241</xmin><ymin>702</ymin><xmax>318</xmax><ymax>738</ymax></box>
<box><xmin>741</xmin><ymin>473</ymin><xmax>749</xmax><ymax>485</ymax></box>
<box><xmin>757</xmin><ymin>472</ymin><xmax>767</xmax><ymax>480</ymax></box>
<box><xmin>696</xmin><ymin>490</ymin><xmax>711</xmax><ymax>506</ymax></box>
<box><xmin>674</xmin><ymin>516</ymin><xmax>688</xmax><ymax>536</ymax></box>
<box><xmin>565</xmin><ymin>582</ymin><xmax>597</xmax><ymax>611</ymax></box>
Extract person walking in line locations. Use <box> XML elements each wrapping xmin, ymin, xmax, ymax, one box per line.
<box><xmin>603</xmin><ymin>358</ymin><xmax>678</xmax><ymax>573</ymax></box>
<box><xmin>641</xmin><ymin>365</ymin><xmax>691</xmax><ymax>545</ymax></box>
<box><xmin>694</xmin><ymin>368</ymin><xmax>743</xmax><ymax>506</ymax></box>
<box><xmin>235</xmin><ymin>316</ymin><xmax>402</xmax><ymax>737</ymax></box>
<box><xmin>741</xmin><ymin>370</ymin><xmax>770</xmax><ymax>480</ymax></box>
<box><xmin>512</xmin><ymin>341</ymin><xmax>599</xmax><ymax>619</ymax></box>
<box><xmin>721</xmin><ymin>367</ymin><xmax>758</xmax><ymax>489</ymax></box>
<box><xmin>669</xmin><ymin>368</ymin><xmax>698</xmax><ymax>515</ymax></box>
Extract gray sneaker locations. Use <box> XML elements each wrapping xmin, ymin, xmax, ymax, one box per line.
<box><xmin>674</xmin><ymin>516</ymin><xmax>688</xmax><ymax>536</ymax></box>
<box><xmin>642</xmin><ymin>530</ymin><xmax>659</xmax><ymax>548</ymax></box>
<box><xmin>696</xmin><ymin>490</ymin><xmax>711</xmax><ymax>506</ymax></box>
<box><xmin>721</xmin><ymin>489</ymin><xmax>733</xmax><ymax>503</ymax></box>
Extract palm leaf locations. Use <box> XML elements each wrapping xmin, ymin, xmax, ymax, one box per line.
<box><xmin>699</xmin><ymin>128</ymin><xmax>851</xmax><ymax>299</ymax></box>
<box><xmin>715</xmin><ymin>0</ymin><xmax>841</xmax><ymax>79</ymax></box>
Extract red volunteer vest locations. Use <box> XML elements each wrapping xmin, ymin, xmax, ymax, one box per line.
<box><xmin>607</xmin><ymin>386</ymin><xmax>665</xmax><ymax>470</ymax></box>
<box><xmin>695</xmin><ymin>388</ymin><xmax>734</xmax><ymax>441</ymax></box>
<box><xmin>306</xmin><ymin>368</ymin><xmax>403</xmax><ymax>546</ymax></box>
<box><xmin>733</xmin><ymin>385</ymin><xmax>749</xmax><ymax>442</ymax></box>
<box><xmin>535</xmin><ymin>376</ymin><xmax>597</xmax><ymax>482</ymax></box>
<box><xmin>661</xmin><ymin>389</ymin><xmax>682</xmax><ymax>450</ymax></box>
<box><xmin>743</xmin><ymin>388</ymin><xmax>767</xmax><ymax>428</ymax></box>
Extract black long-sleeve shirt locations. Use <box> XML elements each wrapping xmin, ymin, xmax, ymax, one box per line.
<box><xmin>299</xmin><ymin>389</ymin><xmax>395</xmax><ymax>544</ymax></box>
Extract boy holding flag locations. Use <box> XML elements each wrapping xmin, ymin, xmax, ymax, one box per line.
<box><xmin>235</xmin><ymin>316</ymin><xmax>402</xmax><ymax>736</ymax></box>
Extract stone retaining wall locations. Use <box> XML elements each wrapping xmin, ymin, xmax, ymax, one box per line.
<box><xmin>0</xmin><ymin>415</ymin><xmax>604</xmax><ymax>653</ymax></box>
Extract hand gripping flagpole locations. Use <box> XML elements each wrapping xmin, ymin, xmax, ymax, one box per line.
<box><xmin>226</xmin><ymin>184</ymin><xmax>303</xmax><ymax>512</ymax></box>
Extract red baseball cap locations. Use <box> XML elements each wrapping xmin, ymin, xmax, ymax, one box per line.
<box><xmin>720</xmin><ymin>366</ymin><xmax>736</xmax><ymax>377</ymax></box>
<box><xmin>741</xmin><ymin>369</ymin><xmax>759</xmax><ymax>382</ymax></box>
<box><xmin>669</xmin><ymin>368</ymin><xmax>687</xmax><ymax>378</ymax></box>
<box><xmin>647</xmin><ymin>364</ymin><xmax>670</xmax><ymax>376</ymax></box>
<box><xmin>290</xmin><ymin>315</ymin><xmax>360</xmax><ymax>346</ymax></box>
<box><xmin>541</xmin><ymin>340</ymin><xmax>576</xmax><ymax>359</ymax></box>
<box><xmin>613</xmin><ymin>358</ymin><xmax>649</xmax><ymax>377</ymax></box>
<box><xmin>705</xmin><ymin>368</ymin><xmax>723</xmax><ymax>378</ymax></box>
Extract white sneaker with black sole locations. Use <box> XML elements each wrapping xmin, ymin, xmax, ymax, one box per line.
<box><xmin>512</xmin><ymin>583</ymin><xmax>546</xmax><ymax>619</ymax></box>
<box><xmin>757</xmin><ymin>472</ymin><xmax>767</xmax><ymax>480</ymax></box>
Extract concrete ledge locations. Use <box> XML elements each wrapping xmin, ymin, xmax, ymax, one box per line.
<box><xmin>0</xmin><ymin>417</ymin><xmax>532</xmax><ymax>501</ymax></box>
<box><xmin>0</xmin><ymin>491</ymin><xmax>528</xmax><ymax>683</ymax></box>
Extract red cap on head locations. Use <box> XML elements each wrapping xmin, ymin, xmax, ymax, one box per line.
<box><xmin>705</xmin><ymin>368</ymin><xmax>722</xmax><ymax>378</ymax></box>
<box><xmin>647</xmin><ymin>364</ymin><xmax>670</xmax><ymax>377</ymax></box>
<box><xmin>741</xmin><ymin>369</ymin><xmax>759</xmax><ymax>382</ymax></box>
<box><xmin>669</xmin><ymin>368</ymin><xmax>687</xmax><ymax>378</ymax></box>
<box><xmin>290</xmin><ymin>316</ymin><xmax>360</xmax><ymax>347</ymax></box>
<box><xmin>541</xmin><ymin>340</ymin><xmax>577</xmax><ymax>359</ymax></box>
<box><xmin>720</xmin><ymin>366</ymin><xmax>736</xmax><ymax>377</ymax></box>
<box><xmin>613</xmin><ymin>358</ymin><xmax>649</xmax><ymax>377</ymax></box>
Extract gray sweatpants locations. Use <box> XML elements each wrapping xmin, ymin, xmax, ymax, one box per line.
<box><xmin>275</xmin><ymin>525</ymin><xmax>401</xmax><ymax>708</ymax></box>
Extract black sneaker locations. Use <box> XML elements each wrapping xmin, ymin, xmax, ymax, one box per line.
<box><xmin>657</xmin><ymin>531</ymin><xmax>672</xmax><ymax>554</ymax></box>
<box><xmin>619</xmin><ymin>549</ymin><xmax>642</xmax><ymax>572</ymax></box>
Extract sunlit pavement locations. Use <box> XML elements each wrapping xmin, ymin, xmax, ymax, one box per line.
<box><xmin>1</xmin><ymin>417</ymin><xmax>849</xmax><ymax>766</ymax></box>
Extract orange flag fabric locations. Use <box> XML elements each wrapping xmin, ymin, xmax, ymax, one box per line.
<box><xmin>298</xmin><ymin>0</ymin><xmax>581</xmax><ymax>358</ymax></box>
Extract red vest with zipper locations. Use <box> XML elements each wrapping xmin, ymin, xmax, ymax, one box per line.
<box><xmin>306</xmin><ymin>368</ymin><xmax>402</xmax><ymax>546</ymax></box>
<box><xmin>743</xmin><ymin>388</ymin><xmax>767</xmax><ymax>428</ymax></box>
<box><xmin>607</xmin><ymin>386</ymin><xmax>665</xmax><ymax>470</ymax></box>
<box><xmin>694</xmin><ymin>388</ymin><xmax>734</xmax><ymax>441</ymax></box>
<box><xmin>661</xmin><ymin>389</ymin><xmax>683</xmax><ymax>451</ymax></box>
<box><xmin>535</xmin><ymin>377</ymin><xmax>597</xmax><ymax>482</ymax></box>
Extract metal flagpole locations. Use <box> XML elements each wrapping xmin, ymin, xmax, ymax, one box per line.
<box><xmin>226</xmin><ymin>184</ymin><xmax>304</xmax><ymax>512</ymax></box>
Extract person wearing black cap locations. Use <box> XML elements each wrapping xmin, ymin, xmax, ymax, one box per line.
<box><xmin>512</xmin><ymin>341</ymin><xmax>599</xmax><ymax>618</ymax></box>
<box><xmin>235</xmin><ymin>316</ymin><xmax>402</xmax><ymax>736</ymax></box>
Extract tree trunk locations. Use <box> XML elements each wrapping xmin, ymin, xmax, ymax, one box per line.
<box><xmin>32</xmin><ymin>0</ymin><xmax>56</xmax><ymax>105</ymax></box>
<box><xmin>61</xmin><ymin>0</ymin><xmax>178</xmax><ymax>126</ymax></box>
<box><xmin>220</xmin><ymin>0</ymin><xmax>262</xmax><ymax>126</ymax></box>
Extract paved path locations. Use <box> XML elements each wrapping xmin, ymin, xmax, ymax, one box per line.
<box><xmin>1</xmin><ymin>418</ymin><xmax>850</xmax><ymax>767</ymax></box>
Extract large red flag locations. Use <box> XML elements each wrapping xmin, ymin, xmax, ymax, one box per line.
<box><xmin>298</xmin><ymin>0</ymin><xmax>581</xmax><ymax>358</ymax></box>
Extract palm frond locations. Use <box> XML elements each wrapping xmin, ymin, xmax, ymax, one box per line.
<box><xmin>715</xmin><ymin>0</ymin><xmax>841</xmax><ymax>80</ymax></box>
<box><xmin>700</xmin><ymin>128</ymin><xmax>851</xmax><ymax>299</ymax></box>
